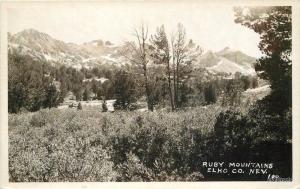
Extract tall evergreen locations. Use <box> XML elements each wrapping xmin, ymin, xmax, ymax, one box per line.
<box><xmin>113</xmin><ymin>70</ymin><xmax>136</xmax><ymax>110</ymax></box>
<box><xmin>235</xmin><ymin>6</ymin><xmax>292</xmax><ymax>114</ymax></box>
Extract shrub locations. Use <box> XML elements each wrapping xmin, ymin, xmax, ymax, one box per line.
<box><xmin>213</xmin><ymin>110</ymin><xmax>252</xmax><ymax>160</ymax></box>
<box><xmin>102</xmin><ymin>100</ymin><xmax>108</xmax><ymax>112</ymax></box>
<box><xmin>77</xmin><ymin>102</ymin><xmax>82</xmax><ymax>110</ymax></box>
<box><xmin>29</xmin><ymin>109</ymin><xmax>49</xmax><ymax>127</ymax></box>
<box><xmin>9</xmin><ymin>109</ymin><xmax>117</xmax><ymax>182</ymax></box>
<box><xmin>212</xmin><ymin>101</ymin><xmax>292</xmax><ymax>180</ymax></box>
<box><xmin>9</xmin><ymin>105</ymin><xmax>224</xmax><ymax>181</ymax></box>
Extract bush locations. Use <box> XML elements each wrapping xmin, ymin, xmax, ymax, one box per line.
<box><xmin>102</xmin><ymin>100</ymin><xmax>108</xmax><ymax>112</ymax></box>
<box><xmin>9</xmin><ymin>106</ymin><xmax>223</xmax><ymax>181</ymax></box>
<box><xmin>9</xmin><ymin>109</ymin><xmax>117</xmax><ymax>182</ymax></box>
<box><xmin>213</xmin><ymin>110</ymin><xmax>252</xmax><ymax>160</ymax></box>
<box><xmin>77</xmin><ymin>102</ymin><xmax>82</xmax><ymax>110</ymax></box>
<box><xmin>12</xmin><ymin>103</ymin><xmax>291</xmax><ymax>181</ymax></box>
<box><xmin>212</xmin><ymin>101</ymin><xmax>292</xmax><ymax>180</ymax></box>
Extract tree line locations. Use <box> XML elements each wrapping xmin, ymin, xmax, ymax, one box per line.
<box><xmin>8</xmin><ymin>23</ymin><xmax>259</xmax><ymax>113</ymax></box>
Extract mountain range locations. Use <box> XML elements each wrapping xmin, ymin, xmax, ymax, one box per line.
<box><xmin>8</xmin><ymin>29</ymin><xmax>126</xmax><ymax>69</ymax></box>
<box><xmin>8</xmin><ymin>29</ymin><xmax>257</xmax><ymax>75</ymax></box>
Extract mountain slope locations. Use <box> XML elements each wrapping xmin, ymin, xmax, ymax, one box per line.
<box><xmin>207</xmin><ymin>57</ymin><xmax>256</xmax><ymax>75</ymax></box>
<box><xmin>217</xmin><ymin>47</ymin><xmax>256</xmax><ymax>65</ymax></box>
<box><xmin>8</xmin><ymin>29</ymin><xmax>125</xmax><ymax>69</ymax></box>
<box><xmin>196</xmin><ymin>47</ymin><xmax>257</xmax><ymax>76</ymax></box>
<box><xmin>8</xmin><ymin>29</ymin><xmax>257</xmax><ymax>75</ymax></box>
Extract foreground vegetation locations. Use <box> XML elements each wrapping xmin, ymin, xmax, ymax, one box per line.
<box><xmin>9</xmin><ymin>106</ymin><xmax>224</xmax><ymax>181</ymax></box>
<box><xmin>9</xmin><ymin>102</ymin><xmax>291</xmax><ymax>181</ymax></box>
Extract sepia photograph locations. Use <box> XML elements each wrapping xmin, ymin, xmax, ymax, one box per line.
<box><xmin>0</xmin><ymin>1</ymin><xmax>299</xmax><ymax>186</ymax></box>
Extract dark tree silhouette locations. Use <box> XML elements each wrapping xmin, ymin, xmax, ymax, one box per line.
<box><xmin>77</xmin><ymin>102</ymin><xmax>82</xmax><ymax>110</ymax></box>
<box><xmin>234</xmin><ymin>6</ymin><xmax>292</xmax><ymax>114</ymax></box>
<box><xmin>113</xmin><ymin>70</ymin><xmax>136</xmax><ymax>110</ymax></box>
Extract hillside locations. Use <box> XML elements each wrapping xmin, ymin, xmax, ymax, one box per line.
<box><xmin>9</xmin><ymin>29</ymin><xmax>257</xmax><ymax>76</ymax></box>
<box><xmin>8</xmin><ymin>29</ymin><xmax>127</xmax><ymax>69</ymax></box>
<box><xmin>196</xmin><ymin>47</ymin><xmax>257</xmax><ymax>76</ymax></box>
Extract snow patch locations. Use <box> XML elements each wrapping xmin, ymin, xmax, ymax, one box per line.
<box><xmin>82</xmin><ymin>57</ymin><xmax>97</xmax><ymax>63</ymax></box>
<box><xmin>101</xmin><ymin>54</ymin><xmax>118</xmax><ymax>63</ymax></box>
<box><xmin>92</xmin><ymin>42</ymin><xmax>98</xmax><ymax>47</ymax></box>
<box><xmin>44</xmin><ymin>54</ymin><xmax>56</xmax><ymax>61</ymax></box>
<box><xmin>207</xmin><ymin>57</ymin><xmax>256</xmax><ymax>75</ymax></box>
<box><xmin>244</xmin><ymin>85</ymin><xmax>271</xmax><ymax>93</ymax></box>
<box><xmin>83</xmin><ymin>77</ymin><xmax>109</xmax><ymax>83</ymax></box>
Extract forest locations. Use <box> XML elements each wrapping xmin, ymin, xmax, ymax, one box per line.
<box><xmin>8</xmin><ymin>47</ymin><xmax>259</xmax><ymax>113</ymax></box>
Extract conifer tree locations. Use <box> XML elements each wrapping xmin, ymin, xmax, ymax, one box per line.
<box><xmin>234</xmin><ymin>6</ymin><xmax>292</xmax><ymax>113</ymax></box>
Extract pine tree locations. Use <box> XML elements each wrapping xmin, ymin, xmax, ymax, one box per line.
<box><xmin>171</xmin><ymin>23</ymin><xmax>202</xmax><ymax>108</ymax></box>
<box><xmin>234</xmin><ymin>6</ymin><xmax>292</xmax><ymax>114</ymax></box>
<box><xmin>82</xmin><ymin>88</ymin><xmax>90</xmax><ymax>101</ymax></box>
<box><xmin>77</xmin><ymin>102</ymin><xmax>82</xmax><ymax>110</ymax></box>
<box><xmin>113</xmin><ymin>70</ymin><xmax>136</xmax><ymax>110</ymax></box>
<box><xmin>204</xmin><ymin>83</ymin><xmax>217</xmax><ymax>104</ymax></box>
<box><xmin>44</xmin><ymin>83</ymin><xmax>60</xmax><ymax>109</ymax></box>
<box><xmin>150</xmin><ymin>25</ymin><xmax>175</xmax><ymax>110</ymax></box>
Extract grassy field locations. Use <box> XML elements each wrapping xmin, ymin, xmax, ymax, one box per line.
<box><xmin>9</xmin><ymin>105</ymin><xmax>227</xmax><ymax>181</ymax></box>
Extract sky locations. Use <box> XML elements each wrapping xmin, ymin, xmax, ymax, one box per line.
<box><xmin>7</xmin><ymin>2</ymin><xmax>262</xmax><ymax>57</ymax></box>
